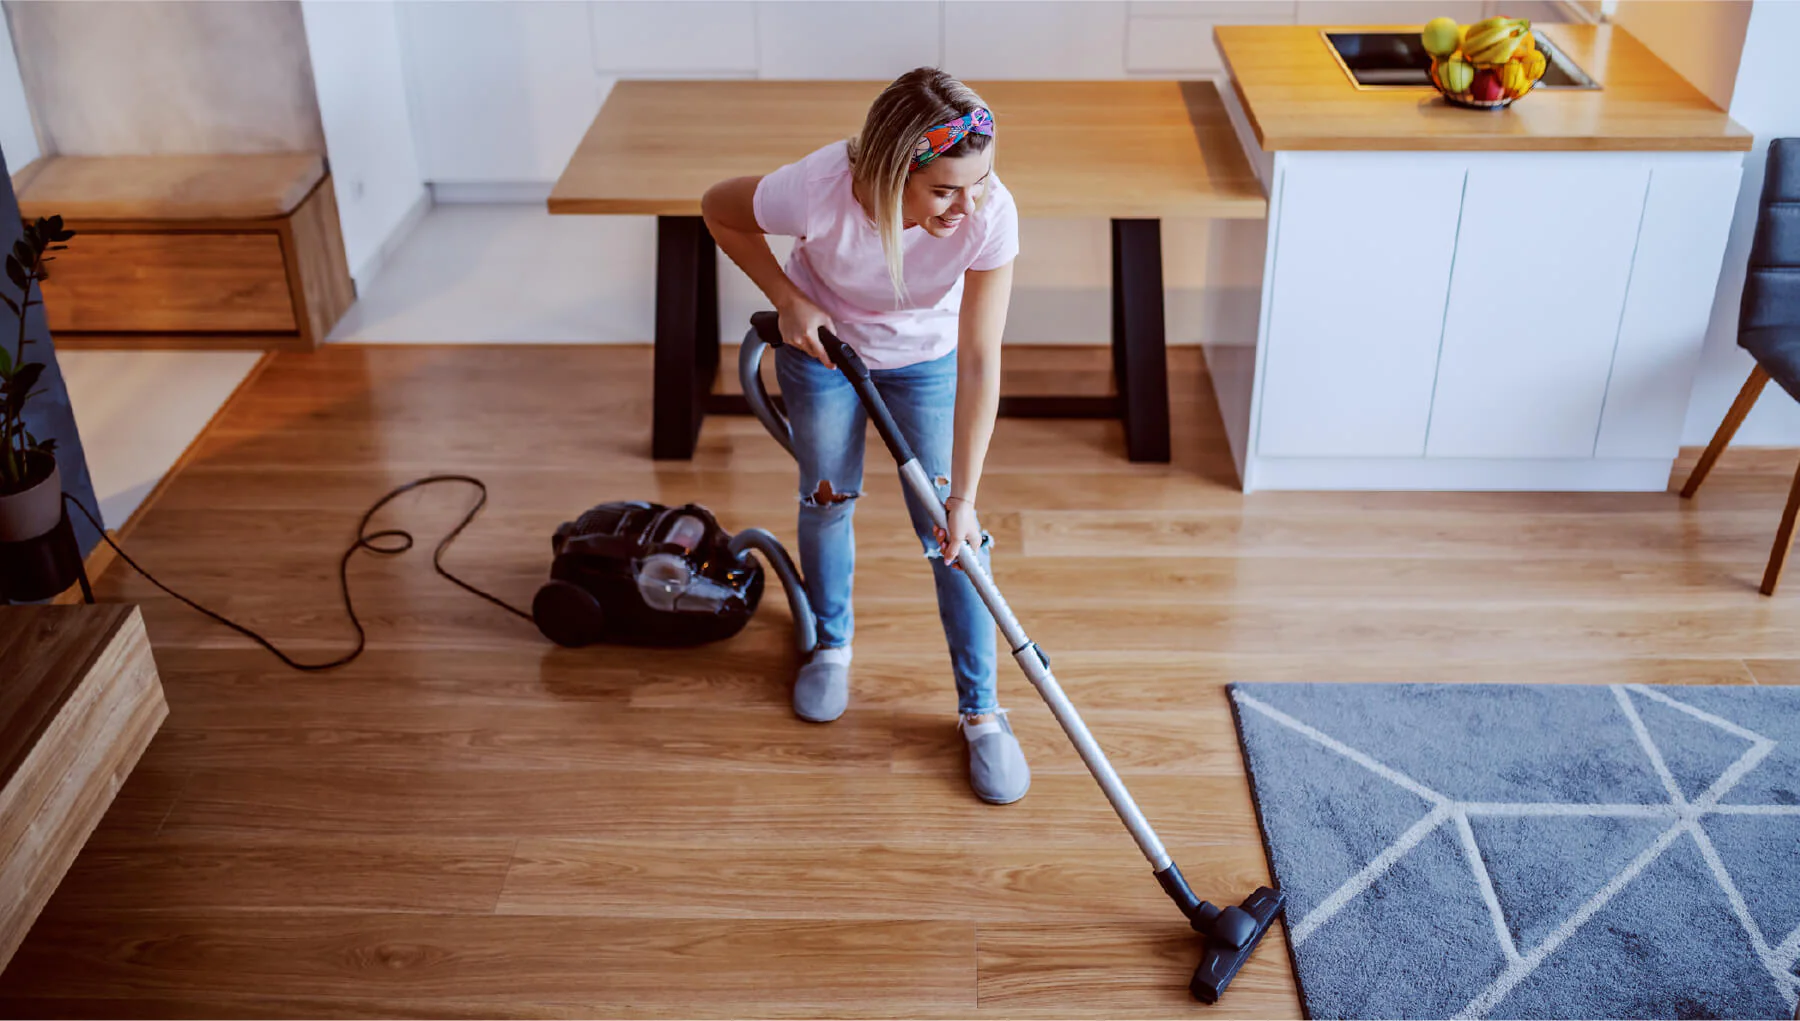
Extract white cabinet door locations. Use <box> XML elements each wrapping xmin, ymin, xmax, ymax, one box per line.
<box><xmin>397</xmin><ymin>1</ymin><xmax>600</xmax><ymax>183</ymax></box>
<box><xmin>590</xmin><ymin>2</ymin><xmax>757</xmax><ymax>76</ymax></box>
<box><xmin>755</xmin><ymin>2</ymin><xmax>941</xmax><ymax>79</ymax></box>
<box><xmin>1256</xmin><ymin>157</ymin><xmax>1465</xmax><ymax>458</ymax></box>
<box><xmin>1294</xmin><ymin>1</ymin><xmax>1486</xmax><ymax>23</ymax></box>
<box><xmin>1123</xmin><ymin>1</ymin><xmax>1295</xmax><ymax>76</ymax></box>
<box><xmin>1596</xmin><ymin>158</ymin><xmax>1743</xmax><ymax>458</ymax></box>
<box><xmin>1426</xmin><ymin>161</ymin><xmax>1650</xmax><ymax>459</ymax></box>
<box><xmin>947</xmin><ymin>3</ymin><xmax>1126</xmax><ymax>79</ymax></box>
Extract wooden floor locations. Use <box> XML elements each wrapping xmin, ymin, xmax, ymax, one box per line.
<box><xmin>4</xmin><ymin>343</ymin><xmax>1799</xmax><ymax>1019</ymax></box>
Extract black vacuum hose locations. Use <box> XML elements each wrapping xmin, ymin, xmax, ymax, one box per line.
<box><xmin>728</xmin><ymin>526</ymin><xmax>817</xmax><ymax>656</ymax></box>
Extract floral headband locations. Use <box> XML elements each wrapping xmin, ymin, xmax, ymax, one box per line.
<box><xmin>910</xmin><ymin>108</ymin><xmax>994</xmax><ymax>171</ymax></box>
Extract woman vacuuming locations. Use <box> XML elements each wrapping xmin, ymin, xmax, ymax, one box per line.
<box><xmin>702</xmin><ymin>68</ymin><xmax>1026</xmax><ymax>804</ymax></box>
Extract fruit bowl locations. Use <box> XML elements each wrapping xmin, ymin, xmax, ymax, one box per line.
<box><xmin>1422</xmin><ymin>15</ymin><xmax>1548</xmax><ymax>110</ymax></box>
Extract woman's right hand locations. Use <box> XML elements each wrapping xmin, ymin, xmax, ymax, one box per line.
<box><xmin>778</xmin><ymin>295</ymin><xmax>835</xmax><ymax>367</ymax></box>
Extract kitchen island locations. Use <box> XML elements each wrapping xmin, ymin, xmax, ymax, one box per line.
<box><xmin>1211</xmin><ymin>24</ymin><xmax>1751</xmax><ymax>491</ymax></box>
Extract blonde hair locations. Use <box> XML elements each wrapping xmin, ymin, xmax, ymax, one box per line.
<box><xmin>847</xmin><ymin>68</ymin><xmax>993</xmax><ymax>304</ymax></box>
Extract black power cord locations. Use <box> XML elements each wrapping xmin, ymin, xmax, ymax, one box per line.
<box><xmin>62</xmin><ymin>475</ymin><xmax>533</xmax><ymax>672</ymax></box>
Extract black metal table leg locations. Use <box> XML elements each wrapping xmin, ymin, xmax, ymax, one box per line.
<box><xmin>665</xmin><ymin>213</ymin><xmax>1168</xmax><ymax>464</ymax></box>
<box><xmin>1111</xmin><ymin>218</ymin><xmax>1171</xmax><ymax>463</ymax></box>
<box><xmin>652</xmin><ymin>215</ymin><xmax>719</xmax><ymax>460</ymax></box>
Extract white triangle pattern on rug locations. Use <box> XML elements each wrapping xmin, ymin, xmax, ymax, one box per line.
<box><xmin>1465</xmin><ymin>813</ymin><xmax>1671</xmax><ymax>954</ymax></box>
<box><xmin>1231</xmin><ymin>683</ymin><xmax>1799</xmax><ymax>1019</ymax></box>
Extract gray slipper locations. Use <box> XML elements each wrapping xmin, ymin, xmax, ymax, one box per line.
<box><xmin>962</xmin><ymin>710</ymin><xmax>1031</xmax><ymax>804</ymax></box>
<box><xmin>794</xmin><ymin>646</ymin><xmax>851</xmax><ymax>723</ymax></box>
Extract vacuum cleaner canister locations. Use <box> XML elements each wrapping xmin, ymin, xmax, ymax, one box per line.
<box><xmin>533</xmin><ymin>499</ymin><xmax>816</xmax><ymax>653</ymax></box>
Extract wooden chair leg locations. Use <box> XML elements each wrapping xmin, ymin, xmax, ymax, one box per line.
<box><xmin>1763</xmin><ymin>457</ymin><xmax>1800</xmax><ymax>595</ymax></box>
<box><xmin>1683</xmin><ymin>365</ymin><xmax>1770</xmax><ymax>498</ymax></box>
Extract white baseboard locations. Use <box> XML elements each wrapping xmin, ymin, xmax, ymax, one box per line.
<box><xmin>349</xmin><ymin>186</ymin><xmax>433</xmax><ymax>295</ymax></box>
<box><xmin>430</xmin><ymin>181</ymin><xmax>555</xmax><ymax>204</ymax></box>
<box><xmin>1244</xmin><ymin>455</ymin><xmax>1673</xmax><ymax>492</ymax></box>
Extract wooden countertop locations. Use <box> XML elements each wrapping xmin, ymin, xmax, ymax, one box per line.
<box><xmin>549</xmin><ymin>80</ymin><xmax>1266</xmax><ymax>219</ymax></box>
<box><xmin>1215</xmin><ymin>24</ymin><xmax>1751</xmax><ymax>152</ymax></box>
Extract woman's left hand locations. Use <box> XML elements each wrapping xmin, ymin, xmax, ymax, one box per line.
<box><xmin>934</xmin><ymin>498</ymin><xmax>983</xmax><ymax>570</ymax></box>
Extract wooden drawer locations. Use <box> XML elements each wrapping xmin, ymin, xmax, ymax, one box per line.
<box><xmin>40</xmin><ymin>231</ymin><xmax>297</xmax><ymax>334</ymax></box>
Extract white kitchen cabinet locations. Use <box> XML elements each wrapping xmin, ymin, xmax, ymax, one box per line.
<box><xmin>590</xmin><ymin>2</ymin><xmax>758</xmax><ymax>76</ymax></box>
<box><xmin>1124</xmin><ymin>2</ymin><xmax>1297</xmax><ymax>76</ymax></box>
<box><xmin>1596</xmin><ymin>159</ymin><xmax>1744</xmax><ymax>458</ymax></box>
<box><xmin>1229</xmin><ymin>149</ymin><xmax>1742</xmax><ymax>491</ymax></box>
<box><xmin>1426</xmin><ymin>160</ymin><xmax>1650</xmax><ymax>459</ymax></box>
<box><xmin>946</xmin><ymin>3</ymin><xmax>1127</xmax><ymax>79</ymax></box>
<box><xmin>397</xmin><ymin>1</ymin><xmax>600</xmax><ymax>184</ymax></box>
<box><xmin>755</xmin><ymin>2</ymin><xmax>941</xmax><ymax>80</ymax></box>
<box><xmin>1294</xmin><ymin>1</ymin><xmax>1486</xmax><ymax>24</ymax></box>
<box><xmin>1257</xmin><ymin>157</ymin><xmax>1465</xmax><ymax>457</ymax></box>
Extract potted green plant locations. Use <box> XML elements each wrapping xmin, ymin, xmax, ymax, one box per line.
<box><xmin>0</xmin><ymin>215</ymin><xmax>76</xmax><ymax>545</ymax></box>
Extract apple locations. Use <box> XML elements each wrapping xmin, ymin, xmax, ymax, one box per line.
<box><xmin>1470</xmin><ymin>69</ymin><xmax>1504</xmax><ymax>103</ymax></box>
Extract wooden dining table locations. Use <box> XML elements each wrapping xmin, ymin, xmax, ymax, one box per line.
<box><xmin>549</xmin><ymin>79</ymin><xmax>1266</xmax><ymax>462</ymax></box>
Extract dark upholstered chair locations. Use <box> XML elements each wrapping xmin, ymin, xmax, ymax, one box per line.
<box><xmin>1683</xmin><ymin>138</ymin><xmax>1800</xmax><ymax>594</ymax></box>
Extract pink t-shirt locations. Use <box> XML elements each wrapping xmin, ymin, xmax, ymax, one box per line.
<box><xmin>754</xmin><ymin>140</ymin><xmax>1019</xmax><ymax>370</ymax></box>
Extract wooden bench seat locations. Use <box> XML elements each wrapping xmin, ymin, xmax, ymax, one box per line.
<box><xmin>14</xmin><ymin>152</ymin><xmax>355</xmax><ymax>350</ymax></box>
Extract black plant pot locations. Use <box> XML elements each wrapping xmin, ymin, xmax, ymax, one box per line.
<box><xmin>0</xmin><ymin>453</ymin><xmax>84</xmax><ymax>602</ymax></box>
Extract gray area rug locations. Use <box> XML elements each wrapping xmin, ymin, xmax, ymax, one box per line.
<box><xmin>1229</xmin><ymin>682</ymin><xmax>1800</xmax><ymax>1020</ymax></box>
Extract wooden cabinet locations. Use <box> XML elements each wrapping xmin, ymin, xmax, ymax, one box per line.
<box><xmin>42</xmin><ymin>232</ymin><xmax>296</xmax><ymax>333</ymax></box>
<box><xmin>0</xmin><ymin>605</ymin><xmax>166</xmax><ymax>968</ymax></box>
<box><xmin>15</xmin><ymin>153</ymin><xmax>354</xmax><ymax>351</ymax></box>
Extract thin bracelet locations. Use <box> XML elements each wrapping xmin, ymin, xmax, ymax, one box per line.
<box><xmin>946</xmin><ymin>495</ymin><xmax>973</xmax><ymax>508</ymax></box>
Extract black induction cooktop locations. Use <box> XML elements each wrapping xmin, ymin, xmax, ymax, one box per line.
<box><xmin>1322</xmin><ymin>31</ymin><xmax>1599</xmax><ymax>89</ymax></box>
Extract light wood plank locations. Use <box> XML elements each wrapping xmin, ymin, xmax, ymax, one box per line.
<box><xmin>0</xmin><ymin>915</ymin><xmax>977</xmax><ymax>1017</ymax></box>
<box><xmin>41</xmin><ymin>836</ymin><xmax>516</xmax><ymax>916</ymax></box>
<box><xmin>156</xmin><ymin>769</ymin><xmax>1263</xmax><ymax>848</ymax></box>
<box><xmin>495</xmin><ymin>840</ymin><xmax>1274</xmax><ymax>922</ymax></box>
<box><xmin>976</xmin><ymin>920</ymin><xmax>1298</xmax><ymax>1018</ymax></box>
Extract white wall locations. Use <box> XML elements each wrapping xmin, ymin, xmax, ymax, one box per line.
<box><xmin>1680</xmin><ymin>0</ymin><xmax>1800</xmax><ymax>445</ymax></box>
<box><xmin>301</xmin><ymin>0</ymin><xmax>429</xmax><ymax>292</ymax></box>
<box><xmin>1610</xmin><ymin>1</ymin><xmax>1750</xmax><ymax>109</ymax></box>
<box><xmin>0</xmin><ymin>3</ymin><xmax>37</xmax><ymax>169</ymax></box>
<box><xmin>6</xmin><ymin>0</ymin><xmax>324</xmax><ymax>155</ymax></box>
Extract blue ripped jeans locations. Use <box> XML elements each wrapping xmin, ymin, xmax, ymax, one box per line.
<box><xmin>774</xmin><ymin>340</ymin><xmax>998</xmax><ymax>716</ymax></box>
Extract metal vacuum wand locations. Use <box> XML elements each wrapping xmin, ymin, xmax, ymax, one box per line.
<box><xmin>742</xmin><ymin>311</ymin><xmax>1285</xmax><ymax>1003</ymax></box>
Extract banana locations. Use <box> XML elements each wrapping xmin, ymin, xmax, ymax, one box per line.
<box><xmin>1499</xmin><ymin>59</ymin><xmax>1531</xmax><ymax>96</ymax></box>
<box><xmin>1460</xmin><ymin>25</ymin><xmax>1511</xmax><ymax>56</ymax></box>
<box><xmin>1463</xmin><ymin>15</ymin><xmax>1511</xmax><ymax>37</ymax></box>
<box><xmin>1469</xmin><ymin>32</ymin><xmax>1523</xmax><ymax>64</ymax></box>
<box><xmin>1462</xmin><ymin>16</ymin><xmax>1529</xmax><ymax>61</ymax></box>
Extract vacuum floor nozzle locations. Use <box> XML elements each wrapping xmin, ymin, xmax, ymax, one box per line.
<box><xmin>1190</xmin><ymin>886</ymin><xmax>1286</xmax><ymax>1004</ymax></box>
